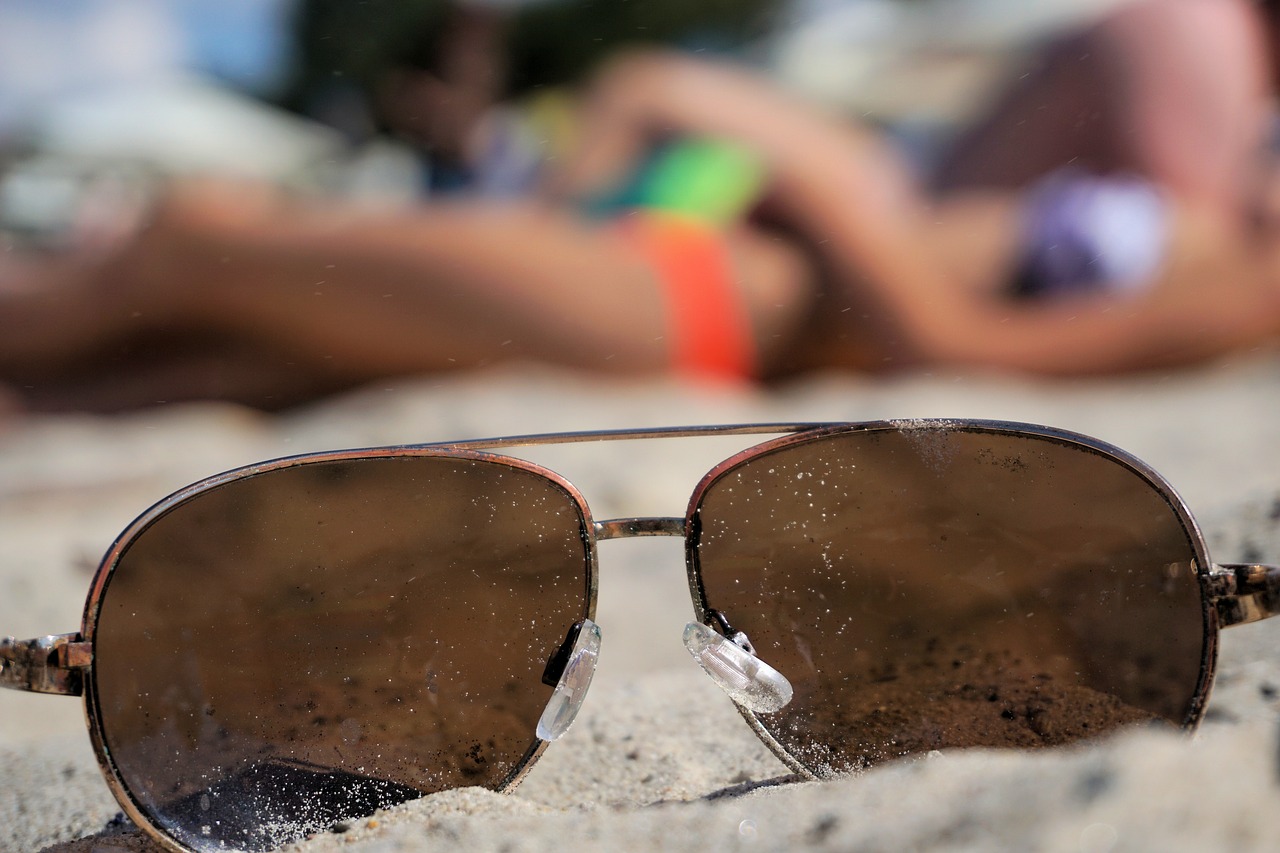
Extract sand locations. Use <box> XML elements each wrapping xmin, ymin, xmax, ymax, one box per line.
<box><xmin>3</xmin><ymin>357</ymin><xmax>1280</xmax><ymax>853</ymax></box>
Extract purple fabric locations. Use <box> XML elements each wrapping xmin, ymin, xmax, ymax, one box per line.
<box><xmin>1016</xmin><ymin>169</ymin><xmax>1168</xmax><ymax>299</ymax></box>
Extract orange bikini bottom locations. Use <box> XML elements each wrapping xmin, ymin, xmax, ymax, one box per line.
<box><xmin>614</xmin><ymin>213</ymin><xmax>757</xmax><ymax>382</ymax></box>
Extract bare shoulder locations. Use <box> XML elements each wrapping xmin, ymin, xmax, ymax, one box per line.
<box><xmin>1098</xmin><ymin>0</ymin><xmax>1268</xmax><ymax>73</ymax></box>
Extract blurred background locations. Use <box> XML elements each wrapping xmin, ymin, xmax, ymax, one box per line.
<box><xmin>0</xmin><ymin>0</ymin><xmax>1119</xmax><ymax>246</ymax></box>
<box><xmin>4</xmin><ymin>0</ymin><xmax>1277</xmax><ymax>416</ymax></box>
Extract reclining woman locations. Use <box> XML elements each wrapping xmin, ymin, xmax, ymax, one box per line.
<box><xmin>2</xmin><ymin>0</ymin><xmax>1279</xmax><ymax>411</ymax></box>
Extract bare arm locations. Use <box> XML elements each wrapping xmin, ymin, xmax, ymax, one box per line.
<box><xmin>1096</xmin><ymin>0</ymin><xmax>1271</xmax><ymax>212</ymax></box>
<box><xmin>937</xmin><ymin>0</ymin><xmax>1272</xmax><ymax>219</ymax></box>
<box><xmin>781</xmin><ymin>133</ymin><xmax>1280</xmax><ymax>374</ymax></box>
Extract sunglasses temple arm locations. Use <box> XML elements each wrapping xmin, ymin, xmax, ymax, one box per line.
<box><xmin>1208</xmin><ymin>564</ymin><xmax>1280</xmax><ymax>628</ymax></box>
<box><xmin>0</xmin><ymin>633</ymin><xmax>88</xmax><ymax>695</ymax></box>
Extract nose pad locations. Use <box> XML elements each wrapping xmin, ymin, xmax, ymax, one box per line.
<box><xmin>536</xmin><ymin>619</ymin><xmax>602</xmax><ymax>741</ymax></box>
<box><xmin>683</xmin><ymin>621</ymin><xmax>793</xmax><ymax>714</ymax></box>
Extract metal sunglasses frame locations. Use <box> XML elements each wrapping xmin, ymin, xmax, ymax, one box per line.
<box><xmin>3</xmin><ymin>419</ymin><xmax>1278</xmax><ymax>853</ymax></box>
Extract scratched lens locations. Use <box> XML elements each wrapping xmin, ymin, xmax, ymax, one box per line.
<box><xmin>90</xmin><ymin>453</ymin><xmax>591</xmax><ymax>852</ymax></box>
<box><xmin>691</xmin><ymin>425</ymin><xmax>1208</xmax><ymax>775</ymax></box>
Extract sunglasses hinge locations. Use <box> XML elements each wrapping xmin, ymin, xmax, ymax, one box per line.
<box><xmin>1209</xmin><ymin>563</ymin><xmax>1280</xmax><ymax>628</ymax></box>
<box><xmin>0</xmin><ymin>633</ymin><xmax>87</xmax><ymax>696</ymax></box>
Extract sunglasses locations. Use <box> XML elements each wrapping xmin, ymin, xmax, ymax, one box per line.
<box><xmin>2</xmin><ymin>420</ymin><xmax>1275</xmax><ymax>852</ymax></box>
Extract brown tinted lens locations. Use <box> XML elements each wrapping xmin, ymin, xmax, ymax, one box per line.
<box><xmin>692</xmin><ymin>426</ymin><xmax>1207</xmax><ymax>775</ymax></box>
<box><xmin>91</xmin><ymin>454</ymin><xmax>590</xmax><ymax>852</ymax></box>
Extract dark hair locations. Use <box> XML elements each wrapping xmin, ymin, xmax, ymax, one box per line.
<box><xmin>287</xmin><ymin>0</ymin><xmax>782</xmax><ymax>107</ymax></box>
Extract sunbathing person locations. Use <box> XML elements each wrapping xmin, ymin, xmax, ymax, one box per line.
<box><xmin>1</xmin><ymin>1</ymin><xmax>1278</xmax><ymax>411</ymax></box>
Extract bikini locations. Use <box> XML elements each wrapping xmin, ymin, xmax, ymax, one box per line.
<box><xmin>614</xmin><ymin>212</ymin><xmax>756</xmax><ymax>381</ymax></box>
<box><xmin>1011</xmin><ymin>167</ymin><xmax>1168</xmax><ymax>300</ymax></box>
<box><xmin>472</xmin><ymin>112</ymin><xmax>764</xmax><ymax>382</ymax></box>
<box><xmin>592</xmin><ymin>139</ymin><xmax>765</xmax><ymax>382</ymax></box>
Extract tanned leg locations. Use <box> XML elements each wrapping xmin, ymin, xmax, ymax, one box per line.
<box><xmin>0</xmin><ymin>183</ymin><xmax>814</xmax><ymax>410</ymax></box>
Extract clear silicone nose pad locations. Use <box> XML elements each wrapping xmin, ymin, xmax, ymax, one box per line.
<box><xmin>683</xmin><ymin>621</ymin><xmax>793</xmax><ymax>714</ymax></box>
<box><xmin>536</xmin><ymin>619</ymin><xmax>602</xmax><ymax>741</ymax></box>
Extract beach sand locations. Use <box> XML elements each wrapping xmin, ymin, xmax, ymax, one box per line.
<box><xmin>3</xmin><ymin>358</ymin><xmax>1280</xmax><ymax>852</ymax></box>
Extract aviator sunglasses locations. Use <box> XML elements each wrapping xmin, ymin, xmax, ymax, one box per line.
<box><xmin>3</xmin><ymin>420</ymin><xmax>1278</xmax><ymax>852</ymax></box>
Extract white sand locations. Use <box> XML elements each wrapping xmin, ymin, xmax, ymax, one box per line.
<box><xmin>3</xmin><ymin>359</ymin><xmax>1280</xmax><ymax>853</ymax></box>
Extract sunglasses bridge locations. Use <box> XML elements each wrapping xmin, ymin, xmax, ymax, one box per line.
<box><xmin>594</xmin><ymin>517</ymin><xmax>685</xmax><ymax>539</ymax></box>
<box><xmin>586</xmin><ymin>514</ymin><xmax>793</xmax><ymax>713</ymax></box>
<box><xmin>589</xmin><ymin>515</ymin><xmax>745</xmax><ymax>634</ymax></box>
<box><xmin>589</xmin><ymin>516</ymin><xmax>766</xmax><ymax>652</ymax></box>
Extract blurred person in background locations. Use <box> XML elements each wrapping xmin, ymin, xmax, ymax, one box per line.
<box><xmin>1</xmin><ymin>0</ymin><xmax>1278</xmax><ymax>412</ymax></box>
<box><xmin>284</xmin><ymin>0</ymin><xmax>782</xmax><ymax>191</ymax></box>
